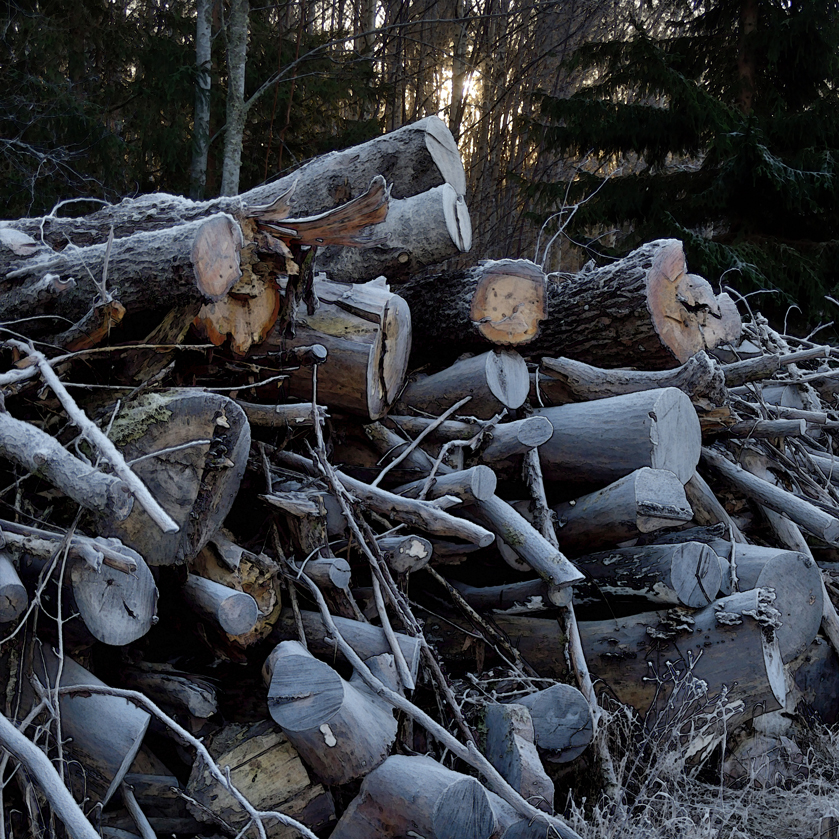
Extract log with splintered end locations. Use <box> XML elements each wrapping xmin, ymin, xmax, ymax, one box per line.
<box><xmin>316</xmin><ymin>184</ymin><xmax>471</xmax><ymax>282</ymax></box>
<box><xmin>0</xmin><ymin>410</ymin><xmax>133</xmax><ymax>521</ymax></box>
<box><xmin>183</xmin><ymin>575</ymin><xmax>259</xmax><ymax>636</ymax></box>
<box><xmin>512</xmin><ymin>684</ymin><xmax>594</xmax><ymax>763</ymax></box>
<box><xmin>263</xmin><ymin>277</ymin><xmax>411</xmax><ymax>420</ymax></box>
<box><xmin>330</xmin><ymin>754</ymin><xmax>498</xmax><ymax>839</ymax></box>
<box><xmin>395</xmin><ymin>465</ymin><xmax>497</xmax><ymax>504</ymax></box>
<box><xmin>572</xmin><ymin>542</ymin><xmax>722</xmax><ymax>608</ymax></box>
<box><xmin>2</xmin><ymin>214</ymin><xmax>243</xmax><ymax>332</ymax></box>
<box><xmin>528</xmin><ymin>239</ymin><xmax>741</xmax><ymax>369</ymax></box>
<box><xmin>469</xmin><ymin>495</ymin><xmax>584</xmax><ymax>587</ymax></box>
<box><xmin>535</xmin><ymin>387</ymin><xmax>701</xmax><ymax>489</ymax></box>
<box><xmin>553</xmin><ymin>468</ymin><xmax>693</xmax><ymax>555</ymax></box>
<box><xmin>0</xmin><ymin>552</ymin><xmax>27</xmax><ymax>622</ymax></box>
<box><xmin>263</xmin><ymin>641</ymin><xmax>397</xmax><ymax>785</ymax></box>
<box><xmin>708</xmin><ymin>541</ymin><xmax>823</xmax><ymax>663</ymax></box>
<box><xmin>397</xmin><ymin>350</ymin><xmax>530</xmax><ymax>420</ymax></box>
<box><xmin>701</xmin><ymin>446</ymin><xmax>839</xmax><ymax>546</ymax></box>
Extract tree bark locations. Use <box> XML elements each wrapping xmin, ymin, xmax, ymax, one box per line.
<box><xmin>525</xmin><ymin>239</ymin><xmax>741</xmax><ymax>369</ymax></box>
<box><xmin>220</xmin><ymin>0</ymin><xmax>250</xmax><ymax>196</ymax></box>
<box><xmin>189</xmin><ymin>0</ymin><xmax>213</xmax><ymax>199</ymax></box>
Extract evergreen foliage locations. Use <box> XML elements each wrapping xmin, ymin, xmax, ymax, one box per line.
<box><xmin>524</xmin><ymin>0</ymin><xmax>839</xmax><ymax>326</ymax></box>
<box><xmin>0</xmin><ymin>0</ymin><xmax>381</xmax><ymax>217</ymax></box>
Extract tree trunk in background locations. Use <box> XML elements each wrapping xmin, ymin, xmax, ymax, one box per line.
<box><xmin>190</xmin><ymin>0</ymin><xmax>214</xmax><ymax>199</ymax></box>
<box><xmin>220</xmin><ymin>0</ymin><xmax>250</xmax><ymax>196</ymax></box>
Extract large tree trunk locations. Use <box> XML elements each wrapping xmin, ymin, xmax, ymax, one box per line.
<box><xmin>220</xmin><ymin>0</ymin><xmax>250</xmax><ymax>196</ymax></box>
<box><xmin>525</xmin><ymin>239</ymin><xmax>741</xmax><ymax>369</ymax></box>
<box><xmin>3</xmin><ymin>117</ymin><xmax>465</xmax><ymax>247</ymax></box>
<box><xmin>189</xmin><ymin>0</ymin><xmax>213</xmax><ymax>200</ymax></box>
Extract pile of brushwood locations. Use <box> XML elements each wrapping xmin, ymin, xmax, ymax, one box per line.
<box><xmin>2</xmin><ymin>117</ymin><xmax>839</xmax><ymax>839</ymax></box>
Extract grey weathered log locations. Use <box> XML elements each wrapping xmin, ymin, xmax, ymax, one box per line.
<box><xmin>524</xmin><ymin>239</ymin><xmax>741</xmax><ymax>368</ymax></box>
<box><xmin>0</xmin><ymin>410</ymin><xmax>133</xmax><ymax>520</ymax></box>
<box><xmin>512</xmin><ymin>684</ymin><xmax>594</xmax><ymax>763</ymax></box>
<box><xmin>701</xmin><ymin>446</ymin><xmax>839</xmax><ymax>546</ymax></box>
<box><xmin>535</xmin><ymin>387</ymin><xmax>701</xmax><ymax>488</ymax></box>
<box><xmin>27</xmin><ymin>644</ymin><xmax>151</xmax><ymax>807</ymax></box>
<box><xmin>484</xmin><ymin>704</ymin><xmax>554</xmax><ymax>812</ymax></box>
<box><xmin>553</xmin><ymin>468</ymin><xmax>693</xmax><ymax>555</ymax></box>
<box><xmin>329</xmin><ymin>754</ymin><xmax>498</xmax><ymax>839</ymax></box>
<box><xmin>722</xmin><ymin>418</ymin><xmax>807</xmax><ymax>439</ymax></box>
<box><xmin>1</xmin><ymin>214</ymin><xmax>243</xmax><ymax>333</ymax></box>
<box><xmin>118</xmin><ymin>667</ymin><xmax>217</xmax><ymax>719</ymax></box>
<box><xmin>395</xmin><ymin>465</ymin><xmax>497</xmax><ymax>504</ymax></box>
<box><xmin>269</xmin><ymin>609</ymin><xmax>421</xmax><ymax>684</ymax></box>
<box><xmin>263</xmin><ymin>640</ymin><xmax>397</xmax><ymax>785</ymax></box>
<box><xmin>720</xmin><ymin>346</ymin><xmax>831</xmax><ymax>387</ymax></box>
<box><xmin>102</xmin><ymin>390</ymin><xmax>251</xmax><ymax>566</ymax></box>
<box><xmin>468</xmin><ymin>495</ymin><xmax>585</xmax><ymax>587</ymax></box>
<box><xmin>0</xmin><ymin>552</ymin><xmax>27</xmax><ymax>623</ymax></box>
<box><xmin>4</xmin><ymin>116</ymin><xmax>465</xmax><ymax>246</ymax></box>
<box><xmin>376</xmin><ymin>535</ymin><xmax>433</xmax><ymax>574</ymax></box>
<box><xmin>236</xmin><ymin>401</ymin><xmax>324</xmax><ymax>429</ymax></box>
<box><xmin>303</xmin><ymin>557</ymin><xmax>352</xmax><ymax>591</ymax></box>
<box><xmin>572</xmin><ymin>541</ymin><xmax>722</xmax><ymax>608</ymax></box>
<box><xmin>709</xmin><ymin>540</ymin><xmax>823</xmax><ymax>663</ymax></box>
<box><xmin>315</xmin><ymin>183</ymin><xmax>471</xmax><ymax>281</ymax></box>
<box><xmin>396</xmin><ymin>350</ymin><xmax>530</xmax><ymax>420</ymax></box>
<box><xmin>183</xmin><ymin>574</ymin><xmax>259</xmax><ymax>636</ymax></box>
<box><xmin>70</xmin><ymin>544</ymin><xmax>157</xmax><ymax>645</ymax></box>
<box><xmin>537</xmin><ymin>350</ymin><xmax>726</xmax><ymax>407</ymax></box>
<box><xmin>450</xmin><ymin>578</ymin><xmax>568</xmax><ymax>613</ymax></box>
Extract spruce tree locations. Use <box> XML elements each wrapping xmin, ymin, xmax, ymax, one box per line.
<box><xmin>524</xmin><ymin>0</ymin><xmax>839</xmax><ymax>329</ymax></box>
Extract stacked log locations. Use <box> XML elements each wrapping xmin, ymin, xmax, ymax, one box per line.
<box><xmin>3</xmin><ymin>116</ymin><xmax>839</xmax><ymax>839</ymax></box>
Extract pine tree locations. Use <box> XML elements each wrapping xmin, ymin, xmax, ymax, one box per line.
<box><xmin>524</xmin><ymin>0</ymin><xmax>839</xmax><ymax>328</ymax></box>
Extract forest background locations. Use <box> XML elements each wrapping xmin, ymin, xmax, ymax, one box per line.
<box><xmin>3</xmin><ymin>0</ymin><xmax>839</xmax><ymax>335</ymax></box>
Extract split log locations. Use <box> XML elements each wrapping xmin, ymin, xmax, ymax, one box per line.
<box><xmin>1</xmin><ymin>215</ymin><xmax>243</xmax><ymax>339</ymax></box>
<box><xmin>0</xmin><ymin>410</ymin><xmax>133</xmax><ymax>521</ymax></box>
<box><xmin>701</xmin><ymin>446</ymin><xmax>839</xmax><ymax>546</ymax></box>
<box><xmin>27</xmin><ymin>644</ymin><xmax>151</xmax><ymax>807</ymax></box>
<box><xmin>329</xmin><ymin>754</ymin><xmax>500</xmax><ymax>839</ymax></box>
<box><xmin>182</xmin><ymin>574</ymin><xmax>259</xmax><ymax>636</ymax></box>
<box><xmin>259</xmin><ymin>277</ymin><xmax>411</xmax><ymax>420</ymax></box>
<box><xmin>708</xmin><ymin>540</ymin><xmax>823</xmax><ymax>663</ymax></box>
<box><xmin>376</xmin><ymin>535</ymin><xmax>433</xmax><ymax>574</ymax></box>
<box><xmin>0</xmin><ymin>552</ymin><xmax>27</xmax><ymax>623</ymax></box>
<box><xmin>523</xmin><ymin>239</ymin><xmax>741</xmax><ymax>369</ymax></box>
<box><xmin>315</xmin><ymin>183</ymin><xmax>471</xmax><ymax>281</ymax></box>
<box><xmin>263</xmin><ymin>640</ymin><xmax>397</xmax><ymax>785</ymax></box>
<box><xmin>397</xmin><ymin>259</ymin><xmax>547</xmax><ymax>365</ymax></box>
<box><xmin>535</xmin><ymin>387</ymin><xmax>702</xmax><ymax>489</ymax></box>
<box><xmin>269</xmin><ymin>609</ymin><xmax>422</xmax><ymax>684</ymax></box>
<box><xmin>185</xmin><ymin>719</ymin><xmax>335</xmax><ymax>839</ymax></box>
<box><xmin>484</xmin><ymin>704</ymin><xmax>554</xmax><ymax>812</ymax></box>
<box><xmin>571</xmin><ymin>542</ymin><xmax>722</xmax><ymax>609</ymax></box>
<box><xmin>101</xmin><ymin>390</ymin><xmax>250</xmax><ymax>566</ymax></box>
<box><xmin>553</xmin><ymin>468</ymin><xmax>693</xmax><ymax>554</ymax></box>
<box><xmin>396</xmin><ymin>350</ymin><xmax>530</xmax><ymax>420</ymax></box>
<box><xmin>468</xmin><ymin>495</ymin><xmax>585</xmax><ymax>587</ymax></box>
<box><xmin>512</xmin><ymin>683</ymin><xmax>594</xmax><ymax>763</ymax></box>
<box><xmin>536</xmin><ymin>350</ymin><xmax>727</xmax><ymax>408</ymax></box>
<box><xmin>4</xmin><ymin>116</ymin><xmax>465</xmax><ymax>246</ymax></box>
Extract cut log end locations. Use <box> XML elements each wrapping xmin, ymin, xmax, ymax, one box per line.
<box><xmin>191</xmin><ymin>214</ymin><xmax>244</xmax><ymax>300</ymax></box>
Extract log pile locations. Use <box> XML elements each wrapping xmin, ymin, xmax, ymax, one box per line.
<box><xmin>1</xmin><ymin>116</ymin><xmax>839</xmax><ymax>838</ymax></box>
